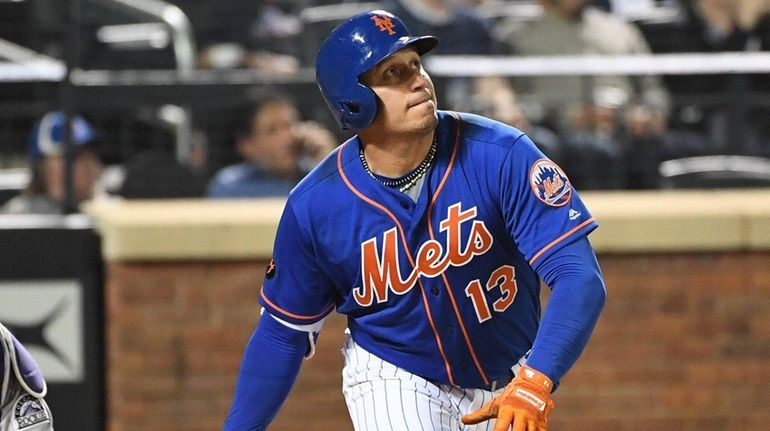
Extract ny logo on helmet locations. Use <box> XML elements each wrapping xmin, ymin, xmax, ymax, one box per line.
<box><xmin>371</xmin><ymin>15</ymin><xmax>396</xmax><ymax>35</ymax></box>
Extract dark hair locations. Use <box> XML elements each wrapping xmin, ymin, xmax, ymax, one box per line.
<box><xmin>25</xmin><ymin>160</ymin><xmax>48</xmax><ymax>195</ymax></box>
<box><xmin>231</xmin><ymin>89</ymin><xmax>297</xmax><ymax>141</ymax></box>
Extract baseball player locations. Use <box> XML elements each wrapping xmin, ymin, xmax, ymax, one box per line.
<box><xmin>1</xmin><ymin>323</ymin><xmax>54</xmax><ymax>431</ymax></box>
<box><xmin>224</xmin><ymin>10</ymin><xmax>606</xmax><ymax>431</ymax></box>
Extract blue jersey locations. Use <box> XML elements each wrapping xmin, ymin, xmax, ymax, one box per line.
<box><xmin>259</xmin><ymin>111</ymin><xmax>597</xmax><ymax>388</ymax></box>
<box><xmin>208</xmin><ymin>162</ymin><xmax>296</xmax><ymax>198</ymax></box>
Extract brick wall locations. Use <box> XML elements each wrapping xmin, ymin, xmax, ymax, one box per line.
<box><xmin>553</xmin><ymin>252</ymin><xmax>770</xmax><ymax>431</ymax></box>
<box><xmin>105</xmin><ymin>252</ymin><xmax>770</xmax><ymax>431</ymax></box>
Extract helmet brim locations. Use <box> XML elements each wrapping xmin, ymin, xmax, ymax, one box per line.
<box><xmin>358</xmin><ymin>35</ymin><xmax>438</xmax><ymax>79</ymax></box>
<box><xmin>407</xmin><ymin>35</ymin><xmax>439</xmax><ymax>56</ymax></box>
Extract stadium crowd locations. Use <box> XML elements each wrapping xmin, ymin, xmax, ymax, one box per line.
<box><xmin>1</xmin><ymin>0</ymin><xmax>770</xmax><ymax>212</ymax></box>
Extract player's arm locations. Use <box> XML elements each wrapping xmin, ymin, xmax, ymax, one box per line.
<box><xmin>526</xmin><ymin>235</ymin><xmax>606</xmax><ymax>383</ymax></box>
<box><xmin>223</xmin><ymin>312</ymin><xmax>316</xmax><ymax>431</ymax></box>
<box><xmin>463</xmin><ymin>236</ymin><xmax>605</xmax><ymax>431</ymax></box>
<box><xmin>224</xmin><ymin>199</ymin><xmax>334</xmax><ymax>430</ymax></box>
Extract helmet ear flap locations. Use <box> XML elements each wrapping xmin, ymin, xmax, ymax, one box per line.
<box><xmin>338</xmin><ymin>101</ymin><xmax>360</xmax><ymax>114</ymax></box>
<box><xmin>336</xmin><ymin>101</ymin><xmax>363</xmax><ymax>130</ymax></box>
<box><xmin>336</xmin><ymin>84</ymin><xmax>378</xmax><ymax>130</ymax></box>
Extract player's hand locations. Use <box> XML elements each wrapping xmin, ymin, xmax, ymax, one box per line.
<box><xmin>461</xmin><ymin>365</ymin><xmax>555</xmax><ymax>431</ymax></box>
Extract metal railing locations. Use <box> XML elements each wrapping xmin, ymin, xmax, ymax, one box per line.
<box><xmin>0</xmin><ymin>37</ymin><xmax>66</xmax><ymax>82</ymax></box>
<box><xmin>424</xmin><ymin>52</ymin><xmax>770</xmax><ymax>77</ymax></box>
<box><xmin>91</xmin><ymin>0</ymin><xmax>196</xmax><ymax>163</ymax></box>
<box><xmin>93</xmin><ymin>0</ymin><xmax>195</xmax><ymax>73</ymax></box>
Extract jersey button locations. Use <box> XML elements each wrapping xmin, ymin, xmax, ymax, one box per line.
<box><xmin>430</xmin><ymin>286</ymin><xmax>440</xmax><ymax>296</ymax></box>
<box><xmin>445</xmin><ymin>326</ymin><xmax>454</xmax><ymax>335</ymax></box>
<box><xmin>400</xmin><ymin>201</ymin><xmax>409</xmax><ymax>209</ymax></box>
<box><xmin>459</xmin><ymin>361</ymin><xmax>468</xmax><ymax>370</ymax></box>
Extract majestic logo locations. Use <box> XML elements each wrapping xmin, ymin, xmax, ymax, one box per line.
<box><xmin>355</xmin><ymin>203</ymin><xmax>493</xmax><ymax>306</ymax></box>
<box><xmin>265</xmin><ymin>258</ymin><xmax>276</xmax><ymax>280</ymax></box>
<box><xmin>530</xmin><ymin>158</ymin><xmax>572</xmax><ymax>207</ymax></box>
<box><xmin>14</xmin><ymin>395</ymin><xmax>50</xmax><ymax>429</ymax></box>
<box><xmin>568</xmin><ymin>208</ymin><xmax>581</xmax><ymax>220</ymax></box>
<box><xmin>371</xmin><ymin>15</ymin><xmax>397</xmax><ymax>36</ymax></box>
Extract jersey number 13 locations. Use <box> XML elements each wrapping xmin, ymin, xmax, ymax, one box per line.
<box><xmin>464</xmin><ymin>265</ymin><xmax>518</xmax><ymax>323</ymax></box>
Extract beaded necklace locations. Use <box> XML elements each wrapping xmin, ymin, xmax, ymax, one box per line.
<box><xmin>359</xmin><ymin>133</ymin><xmax>438</xmax><ymax>192</ymax></box>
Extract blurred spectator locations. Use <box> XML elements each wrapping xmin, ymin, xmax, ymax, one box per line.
<box><xmin>468</xmin><ymin>77</ymin><xmax>639</xmax><ymax>189</ymax></box>
<box><xmin>660</xmin><ymin>0</ymin><xmax>770</xmax><ymax>155</ymax></box>
<box><xmin>470</xmin><ymin>76</ymin><xmax>563</xmax><ymax>162</ymax></box>
<box><xmin>498</xmin><ymin>0</ymin><xmax>675</xmax><ymax>188</ymax></box>
<box><xmin>1</xmin><ymin>112</ymin><xmax>103</xmax><ymax>215</ymax></box>
<box><xmin>384</xmin><ymin>0</ymin><xmax>499</xmax><ymax>56</ymax></box>
<box><xmin>695</xmin><ymin>0</ymin><xmax>770</xmax><ymax>154</ymax></box>
<box><xmin>190</xmin><ymin>0</ymin><xmax>306</xmax><ymax>73</ymax></box>
<box><xmin>112</xmin><ymin>108</ymin><xmax>209</xmax><ymax>199</ymax></box>
<box><xmin>692</xmin><ymin>0</ymin><xmax>770</xmax><ymax>51</ymax></box>
<box><xmin>502</xmin><ymin>0</ymin><xmax>671</xmax><ymax>137</ymax></box>
<box><xmin>207</xmin><ymin>92</ymin><xmax>336</xmax><ymax>198</ymax></box>
<box><xmin>117</xmin><ymin>148</ymin><xmax>208</xmax><ymax>199</ymax></box>
<box><xmin>382</xmin><ymin>0</ymin><xmax>502</xmax><ymax>108</ymax></box>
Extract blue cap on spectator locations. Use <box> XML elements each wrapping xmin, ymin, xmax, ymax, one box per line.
<box><xmin>27</xmin><ymin>111</ymin><xmax>96</xmax><ymax>160</ymax></box>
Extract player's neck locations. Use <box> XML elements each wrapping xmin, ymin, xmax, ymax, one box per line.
<box><xmin>359</xmin><ymin>131</ymin><xmax>434</xmax><ymax>178</ymax></box>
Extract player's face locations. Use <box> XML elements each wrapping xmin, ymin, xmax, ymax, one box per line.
<box><xmin>361</xmin><ymin>48</ymin><xmax>438</xmax><ymax>136</ymax></box>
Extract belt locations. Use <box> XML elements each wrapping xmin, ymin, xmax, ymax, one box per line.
<box><xmin>482</xmin><ymin>372</ymin><xmax>514</xmax><ymax>391</ymax></box>
<box><xmin>480</xmin><ymin>351</ymin><xmax>530</xmax><ymax>391</ymax></box>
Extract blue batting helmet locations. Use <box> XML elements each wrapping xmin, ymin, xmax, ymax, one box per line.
<box><xmin>315</xmin><ymin>10</ymin><xmax>438</xmax><ymax>130</ymax></box>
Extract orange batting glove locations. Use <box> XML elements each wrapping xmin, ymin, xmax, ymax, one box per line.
<box><xmin>461</xmin><ymin>365</ymin><xmax>555</xmax><ymax>431</ymax></box>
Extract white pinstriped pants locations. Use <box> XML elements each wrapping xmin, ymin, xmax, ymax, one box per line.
<box><xmin>341</xmin><ymin>333</ymin><xmax>504</xmax><ymax>431</ymax></box>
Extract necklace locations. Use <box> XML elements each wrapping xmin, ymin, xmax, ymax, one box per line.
<box><xmin>360</xmin><ymin>133</ymin><xmax>438</xmax><ymax>192</ymax></box>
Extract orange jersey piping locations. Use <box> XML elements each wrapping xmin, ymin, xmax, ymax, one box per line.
<box><xmin>337</xmin><ymin>139</ymin><xmax>456</xmax><ymax>385</ymax></box>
